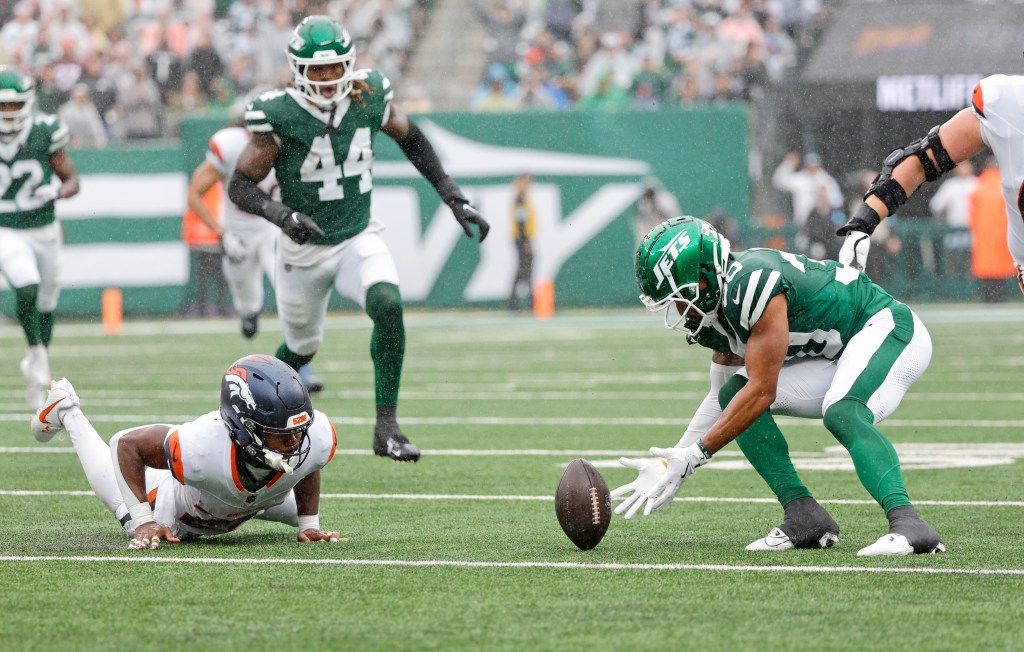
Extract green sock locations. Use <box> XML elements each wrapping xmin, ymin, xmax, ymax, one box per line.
<box><xmin>720</xmin><ymin>374</ymin><xmax>811</xmax><ymax>506</ymax></box>
<box><xmin>39</xmin><ymin>311</ymin><xmax>54</xmax><ymax>346</ymax></box>
<box><xmin>365</xmin><ymin>282</ymin><xmax>405</xmax><ymax>406</ymax></box>
<box><xmin>823</xmin><ymin>398</ymin><xmax>910</xmax><ymax>513</ymax></box>
<box><xmin>14</xmin><ymin>285</ymin><xmax>41</xmax><ymax>346</ymax></box>
<box><xmin>275</xmin><ymin>343</ymin><xmax>314</xmax><ymax>372</ymax></box>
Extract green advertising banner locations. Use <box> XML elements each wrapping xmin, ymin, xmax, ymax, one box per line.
<box><xmin>3</xmin><ymin>106</ymin><xmax>749</xmax><ymax>317</ymax></box>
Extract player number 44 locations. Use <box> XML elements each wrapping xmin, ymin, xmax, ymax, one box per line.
<box><xmin>299</xmin><ymin>127</ymin><xmax>373</xmax><ymax>201</ymax></box>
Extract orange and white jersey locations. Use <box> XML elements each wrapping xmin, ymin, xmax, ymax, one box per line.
<box><xmin>150</xmin><ymin>409</ymin><xmax>337</xmax><ymax>538</ymax></box>
<box><xmin>207</xmin><ymin>126</ymin><xmax>279</xmax><ymax>236</ymax></box>
<box><xmin>972</xmin><ymin>74</ymin><xmax>1024</xmax><ymax>265</ymax></box>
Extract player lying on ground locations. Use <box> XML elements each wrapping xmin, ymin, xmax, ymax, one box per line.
<box><xmin>837</xmin><ymin>73</ymin><xmax>1024</xmax><ymax>291</ymax></box>
<box><xmin>614</xmin><ymin>216</ymin><xmax>944</xmax><ymax>556</ymax></box>
<box><xmin>30</xmin><ymin>355</ymin><xmax>342</xmax><ymax>549</ymax></box>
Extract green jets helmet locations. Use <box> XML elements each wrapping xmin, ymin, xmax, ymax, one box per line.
<box><xmin>635</xmin><ymin>216</ymin><xmax>731</xmax><ymax>337</ymax></box>
<box><xmin>287</xmin><ymin>15</ymin><xmax>356</xmax><ymax>107</ymax></box>
<box><xmin>0</xmin><ymin>66</ymin><xmax>35</xmax><ymax>134</ymax></box>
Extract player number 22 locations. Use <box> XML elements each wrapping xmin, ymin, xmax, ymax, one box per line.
<box><xmin>299</xmin><ymin>127</ymin><xmax>373</xmax><ymax>201</ymax></box>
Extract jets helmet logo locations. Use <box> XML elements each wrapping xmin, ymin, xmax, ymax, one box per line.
<box><xmin>224</xmin><ymin>367</ymin><xmax>256</xmax><ymax>413</ymax></box>
<box><xmin>653</xmin><ymin>229</ymin><xmax>691</xmax><ymax>290</ymax></box>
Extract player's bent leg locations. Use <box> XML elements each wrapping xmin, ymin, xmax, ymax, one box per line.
<box><xmin>719</xmin><ymin>375</ymin><xmax>831</xmax><ymax>546</ymax></box>
<box><xmin>33</xmin><ymin>380</ymin><xmax>132</xmax><ymax>528</ymax></box>
<box><xmin>257</xmin><ymin>491</ymin><xmax>298</xmax><ymax>527</ymax></box>
<box><xmin>298</xmin><ymin>363</ymin><xmax>324</xmax><ymax>393</ymax></box>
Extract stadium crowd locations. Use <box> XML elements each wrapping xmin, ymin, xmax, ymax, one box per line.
<box><xmin>0</xmin><ymin>0</ymin><xmax>430</xmax><ymax>147</ymax></box>
<box><xmin>469</xmin><ymin>0</ymin><xmax>827</xmax><ymax>112</ymax></box>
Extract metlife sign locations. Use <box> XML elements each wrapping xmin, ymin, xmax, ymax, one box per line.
<box><xmin>876</xmin><ymin>74</ymin><xmax>983</xmax><ymax>112</ymax></box>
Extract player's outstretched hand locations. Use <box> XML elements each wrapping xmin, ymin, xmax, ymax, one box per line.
<box><xmin>449</xmin><ymin>200</ymin><xmax>490</xmax><ymax>242</ymax></box>
<box><xmin>298</xmin><ymin>528</ymin><xmax>347</xmax><ymax>543</ymax></box>
<box><xmin>838</xmin><ymin>231</ymin><xmax>870</xmax><ymax>272</ymax></box>
<box><xmin>128</xmin><ymin>522</ymin><xmax>180</xmax><ymax>551</ymax></box>
<box><xmin>610</xmin><ymin>456</ymin><xmax>668</xmax><ymax>520</ymax></box>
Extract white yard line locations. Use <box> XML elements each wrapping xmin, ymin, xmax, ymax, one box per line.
<box><xmin>0</xmin><ymin>555</ymin><xmax>1020</xmax><ymax>576</ymax></box>
<box><xmin>2</xmin><ymin>490</ymin><xmax>1022</xmax><ymax>508</ymax></box>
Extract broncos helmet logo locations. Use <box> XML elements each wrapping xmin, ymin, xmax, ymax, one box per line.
<box><xmin>224</xmin><ymin>368</ymin><xmax>256</xmax><ymax>414</ymax></box>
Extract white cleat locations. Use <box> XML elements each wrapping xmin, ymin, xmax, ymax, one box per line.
<box><xmin>20</xmin><ymin>344</ymin><xmax>51</xmax><ymax>409</ymax></box>
<box><xmin>746</xmin><ymin>527</ymin><xmax>839</xmax><ymax>552</ymax></box>
<box><xmin>857</xmin><ymin>533</ymin><xmax>946</xmax><ymax>557</ymax></box>
<box><xmin>746</xmin><ymin>527</ymin><xmax>795</xmax><ymax>551</ymax></box>
<box><xmin>31</xmin><ymin>378</ymin><xmax>80</xmax><ymax>443</ymax></box>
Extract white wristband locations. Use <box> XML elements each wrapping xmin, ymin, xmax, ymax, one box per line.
<box><xmin>128</xmin><ymin>502</ymin><xmax>155</xmax><ymax>526</ymax></box>
<box><xmin>297</xmin><ymin>514</ymin><xmax>320</xmax><ymax>532</ymax></box>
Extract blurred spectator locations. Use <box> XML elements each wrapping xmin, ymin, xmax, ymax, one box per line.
<box><xmin>473</xmin><ymin>0</ymin><xmax>526</xmax><ymax>74</ymax></box>
<box><xmin>634</xmin><ymin>177</ymin><xmax>681</xmax><ymax>242</ymax></box>
<box><xmin>578</xmin><ymin>32</ymin><xmax>633</xmax><ymax>99</ymax></box>
<box><xmin>771</xmin><ymin>151</ymin><xmax>843</xmax><ymax>238</ymax></box>
<box><xmin>470</xmin><ymin>63</ymin><xmax>521</xmax><ymax>112</ymax></box>
<box><xmin>187</xmin><ymin>29</ymin><xmax>224</xmax><ymax>101</ymax></box>
<box><xmin>1</xmin><ymin>3</ymin><xmax>38</xmax><ymax>64</ymax></box>
<box><xmin>969</xmin><ymin>157</ymin><xmax>1017</xmax><ymax>303</ymax></box>
<box><xmin>180</xmin><ymin>182</ymin><xmax>232</xmax><ymax>318</ymax></box>
<box><xmin>508</xmin><ymin>173</ymin><xmax>537</xmax><ymax>311</ymax></box>
<box><xmin>145</xmin><ymin>29</ymin><xmax>185</xmax><ymax>104</ymax></box>
<box><xmin>111</xmin><ymin>66</ymin><xmax>163</xmax><ymax>140</ymax></box>
<box><xmin>629</xmin><ymin>54</ymin><xmax>669</xmax><ymax>109</ymax></box>
<box><xmin>58</xmin><ymin>83</ymin><xmax>107</xmax><ymax>149</ymax></box>
<box><xmin>578</xmin><ymin>71</ymin><xmax>629</xmax><ymax>111</ymax></box>
<box><xmin>929</xmin><ymin>159</ymin><xmax>977</xmax><ymax>277</ymax></box>
<box><xmin>51</xmin><ymin>39</ymin><xmax>84</xmax><ymax>102</ymax></box>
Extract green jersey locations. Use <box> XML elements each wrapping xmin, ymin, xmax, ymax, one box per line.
<box><xmin>720</xmin><ymin>249</ymin><xmax>896</xmax><ymax>360</ymax></box>
<box><xmin>245</xmin><ymin>69</ymin><xmax>393</xmax><ymax>245</ymax></box>
<box><xmin>0</xmin><ymin>113</ymin><xmax>68</xmax><ymax>229</ymax></box>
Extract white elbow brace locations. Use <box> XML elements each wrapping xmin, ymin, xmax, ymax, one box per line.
<box><xmin>677</xmin><ymin>362</ymin><xmax>741</xmax><ymax>448</ymax></box>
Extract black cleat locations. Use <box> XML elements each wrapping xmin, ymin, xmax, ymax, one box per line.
<box><xmin>298</xmin><ymin>363</ymin><xmax>324</xmax><ymax>393</ymax></box>
<box><xmin>373</xmin><ymin>421</ymin><xmax>421</xmax><ymax>462</ymax></box>
<box><xmin>241</xmin><ymin>313</ymin><xmax>259</xmax><ymax>339</ymax></box>
<box><xmin>747</xmin><ymin>496</ymin><xmax>839</xmax><ymax>551</ymax></box>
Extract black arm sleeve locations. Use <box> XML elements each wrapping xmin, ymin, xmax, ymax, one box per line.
<box><xmin>228</xmin><ymin>171</ymin><xmax>291</xmax><ymax>225</ymax></box>
<box><xmin>396</xmin><ymin>122</ymin><xmax>463</xmax><ymax>203</ymax></box>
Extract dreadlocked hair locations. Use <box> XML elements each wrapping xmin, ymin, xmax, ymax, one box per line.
<box><xmin>350</xmin><ymin>78</ymin><xmax>374</xmax><ymax>108</ymax></box>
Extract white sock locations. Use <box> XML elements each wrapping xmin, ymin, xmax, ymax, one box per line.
<box><xmin>63</xmin><ymin>408</ymin><xmax>126</xmax><ymax>516</ymax></box>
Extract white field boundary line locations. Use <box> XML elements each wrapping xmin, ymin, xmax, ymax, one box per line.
<box><xmin>5</xmin><ymin>415</ymin><xmax>1024</xmax><ymax>427</ymax></box>
<box><xmin>2</xmin><ymin>490</ymin><xmax>1022</xmax><ymax>508</ymax></box>
<box><xmin>0</xmin><ymin>555</ymin><xmax>1021</xmax><ymax>576</ymax></box>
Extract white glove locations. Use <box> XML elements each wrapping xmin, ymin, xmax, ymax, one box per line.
<box><xmin>611</xmin><ymin>444</ymin><xmax>710</xmax><ymax>518</ymax></box>
<box><xmin>838</xmin><ymin>230</ymin><xmax>870</xmax><ymax>272</ymax></box>
<box><xmin>32</xmin><ymin>183</ymin><xmax>59</xmax><ymax>204</ymax></box>
<box><xmin>220</xmin><ymin>231</ymin><xmax>247</xmax><ymax>263</ymax></box>
<box><xmin>610</xmin><ymin>457</ymin><xmax>668</xmax><ymax>520</ymax></box>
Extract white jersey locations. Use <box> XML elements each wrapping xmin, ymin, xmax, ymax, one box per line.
<box><xmin>207</xmin><ymin>126</ymin><xmax>279</xmax><ymax>236</ymax></box>
<box><xmin>150</xmin><ymin>409</ymin><xmax>336</xmax><ymax>538</ymax></box>
<box><xmin>972</xmin><ymin>75</ymin><xmax>1024</xmax><ymax>265</ymax></box>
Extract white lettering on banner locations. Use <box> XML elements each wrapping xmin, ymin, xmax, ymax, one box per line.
<box><xmin>377</xmin><ymin>182</ymin><xmax>646</xmax><ymax>301</ymax></box>
<box><xmin>876</xmin><ymin>74</ymin><xmax>983</xmax><ymax>112</ymax></box>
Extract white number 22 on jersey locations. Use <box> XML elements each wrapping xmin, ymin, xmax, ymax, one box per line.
<box><xmin>299</xmin><ymin>127</ymin><xmax>373</xmax><ymax>201</ymax></box>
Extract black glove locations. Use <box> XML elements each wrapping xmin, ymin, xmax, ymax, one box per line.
<box><xmin>264</xmin><ymin>202</ymin><xmax>325</xmax><ymax>245</ymax></box>
<box><xmin>448</xmin><ymin>198</ymin><xmax>490</xmax><ymax>241</ymax></box>
<box><xmin>836</xmin><ymin>204</ymin><xmax>882</xmax><ymax>237</ymax></box>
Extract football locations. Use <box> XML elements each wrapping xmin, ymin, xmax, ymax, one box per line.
<box><xmin>555</xmin><ymin>458</ymin><xmax>612</xmax><ymax>550</ymax></box>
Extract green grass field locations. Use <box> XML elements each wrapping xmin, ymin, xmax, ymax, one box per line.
<box><xmin>2</xmin><ymin>305</ymin><xmax>1024</xmax><ymax>651</ymax></box>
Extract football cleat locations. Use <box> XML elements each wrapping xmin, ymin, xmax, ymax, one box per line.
<box><xmin>746</xmin><ymin>527</ymin><xmax>838</xmax><ymax>552</ymax></box>
<box><xmin>31</xmin><ymin>378</ymin><xmax>81</xmax><ymax>442</ymax></box>
<box><xmin>373</xmin><ymin>421</ymin><xmax>421</xmax><ymax>462</ymax></box>
<box><xmin>858</xmin><ymin>506</ymin><xmax>945</xmax><ymax>556</ymax></box>
<box><xmin>20</xmin><ymin>344</ymin><xmax>50</xmax><ymax>409</ymax></box>
<box><xmin>241</xmin><ymin>313</ymin><xmax>259</xmax><ymax>339</ymax></box>
<box><xmin>298</xmin><ymin>363</ymin><xmax>324</xmax><ymax>393</ymax></box>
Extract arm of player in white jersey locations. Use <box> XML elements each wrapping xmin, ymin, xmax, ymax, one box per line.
<box><xmin>293</xmin><ymin>470</ymin><xmax>343</xmax><ymax>543</ymax></box>
<box><xmin>109</xmin><ymin>425</ymin><xmax>181</xmax><ymax>550</ymax></box>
